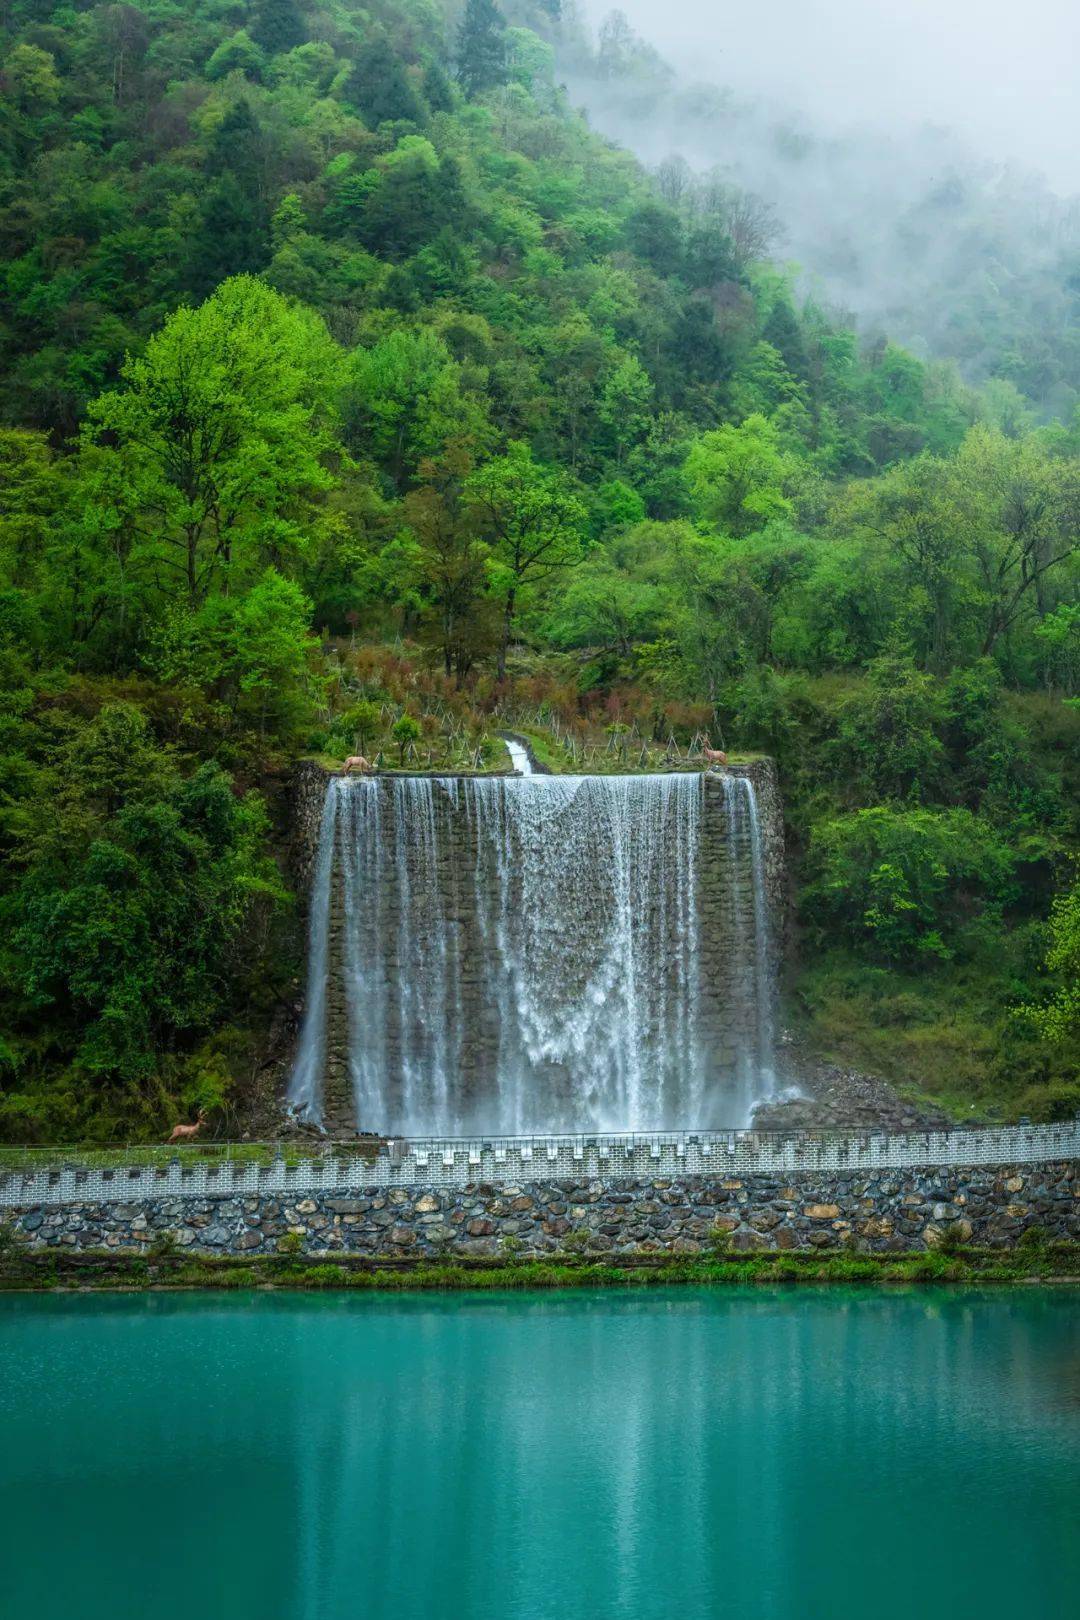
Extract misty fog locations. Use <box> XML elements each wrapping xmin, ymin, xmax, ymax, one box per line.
<box><xmin>557</xmin><ymin>1</ymin><xmax>1080</xmax><ymax>404</ymax></box>
<box><xmin>579</xmin><ymin>0</ymin><xmax>1080</xmax><ymax>191</ymax></box>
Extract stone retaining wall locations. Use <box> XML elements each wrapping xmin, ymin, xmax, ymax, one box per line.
<box><xmin>4</xmin><ymin>1121</ymin><xmax>1078</xmax><ymax>1208</ymax></box>
<box><xmin>7</xmin><ymin>1161</ymin><xmax>1077</xmax><ymax>1257</ymax></box>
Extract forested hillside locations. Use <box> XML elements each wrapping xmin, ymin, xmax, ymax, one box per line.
<box><xmin>561</xmin><ymin>9</ymin><xmax>1080</xmax><ymax>421</ymax></box>
<box><xmin>0</xmin><ymin>0</ymin><xmax>1077</xmax><ymax>1140</ymax></box>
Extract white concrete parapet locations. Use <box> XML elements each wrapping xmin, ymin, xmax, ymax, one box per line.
<box><xmin>2</xmin><ymin>1119</ymin><xmax>1078</xmax><ymax>1208</ymax></box>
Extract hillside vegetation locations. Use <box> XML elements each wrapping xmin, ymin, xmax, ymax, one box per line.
<box><xmin>0</xmin><ymin>0</ymin><xmax>1077</xmax><ymax>1140</ymax></box>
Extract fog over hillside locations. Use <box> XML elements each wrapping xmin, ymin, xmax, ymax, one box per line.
<box><xmin>578</xmin><ymin>0</ymin><xmax>1080</xmax><ymax>189</ymax></box>
<box><xmin>558</xmin><ymin>1</ymin><xmax>1080</xmax><ymax>411</ymax></box>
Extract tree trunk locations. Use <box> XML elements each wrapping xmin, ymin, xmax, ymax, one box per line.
<box><xmin>497</xmin><ymin>586</ymin><xmax>516</xmax><ymax>682</ymax></box>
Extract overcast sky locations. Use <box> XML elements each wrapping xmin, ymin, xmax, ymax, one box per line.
<box><xmin>583</xmin><ymin>0</ymin><xmax>1080</xmax><ymax>192</ymax></box>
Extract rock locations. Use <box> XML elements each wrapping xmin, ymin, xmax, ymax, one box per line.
<box><xmin>415</xmin><ymin>1194</ymin><xmax>441</xmax><ymax>1213</ymax></box>
<box><xmin>804</xmin><ymin>1204</ymin><xmax>841</xmax><ymax>1220</ymax></box>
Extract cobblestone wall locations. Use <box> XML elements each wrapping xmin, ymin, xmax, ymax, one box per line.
<box><xmin>7</xmin><ymin>1160</ymin><xmax>1076</xmax><ymax>1256</ymax></box>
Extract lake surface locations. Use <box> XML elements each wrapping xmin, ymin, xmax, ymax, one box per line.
<box><xmin>0</xmin><ymin>1288</ymin><xmax>1077</xmax><ymax>1620</ymax></box>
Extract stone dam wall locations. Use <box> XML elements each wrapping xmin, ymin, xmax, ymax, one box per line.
<box><xmin>291</xmin><ymin>759</ymin><xmax>786</xmax><ymax>933</ymax></box>
<box><xmin>291</xmin><ymin>760</ymin><xmax>786</xmax><ymax>1130</ymax></box>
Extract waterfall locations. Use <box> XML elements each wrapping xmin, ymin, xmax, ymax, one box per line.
<box><xmin>721</xmin><ymin>774</ymin><xmax>777</xmax><ymax>1123</ymax></box>
<box><xmin>503</xmin><ymin>737</ymin><xmax>534</xmax><ymax>775</ymax></box>
<box><xmin>286</xmin><ymin>782</ymin><xmax>339</xmax><ymax>1125</ymax></box>
<box><xmin>287</xmin><ymin>771</ymin><xmax>778</xmax><ymax>1133</ymax></box>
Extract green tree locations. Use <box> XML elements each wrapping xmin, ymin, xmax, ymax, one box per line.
<box><xmin>250</xmin><ymin>0</ymin><xmax>305</xmax><ymax>56</ymax></box>
<box><xmin>343</xmin><ymin>326</ymin><xmax>491</xmax><ymax>486</ymax></box>
<box><xmin>338</xmin><ymin>699</ymin><xmax>381</xmax><ymax>756</ymax></box>
<box><xmin>831</xmin><ymin>649</ymin><xmax>947</xmax><ymax>803</ymax></box>
<box><xmin>598</xmin><ymin>354</ymin><xmax>653</xmax><ymax>465</ymax></box>
<box><xmin>3</xmin><ymin>43</ymin><xmax>61</xmax><ymax>112</ymax></box>
<box><xmin>7</xmin><ymin>761</ymin><xmax>281</xmax><ymax>1087</ymax></box>
<box><xmin>205</xmin><ymin>31</ymin><xmax>265</xmax><ymax>81</ymax></box>
<box><xmin>804</xmin><ymin>807</ymin><xmax>1017</xmax><ymax>963</ymax></box>
<box><xmin>147</xmin><ymin>570</ymin><xmax>317</xmax><ymax>734</ymax></box>
<box><xmin>80</xmin><ymin>278</ymin><xmax>339</xmax><ymax>611</ymax></box>
<box><xmin>344</xmin><ymin>38</ymin><xmax>423</xmax><ymax>126</ymax></box>
<box><xmin>465</xmin><ymin>442</ymin><xmax>586</xmax><ymax>678</ymax></box>
<box><xmin>188</xmin><ymin>100</ymin><xmax>270</xmax><ymax>295</ymax></box>
<box><xmin>391</xmin><ymin>713</ymin><xmax>422</xmax><ymax>764</ymax></box>
<box><xmin>684</xmin><ymin>415</ymin><xmax>800</xmax><ymax>537</ymax></box>
<box><xmin>404</xmin><ymin>448</ymin><xmax>492</xmax><ymax>678</ymax></box>
<box><xmin>1026</xmin><ymin>876</ymin><xmax>1080</xmax><ymax>1042</ymax></box>
<box><xmin>456</xmin><ymin>0</ymin><xmax>509</xmax><ymax>97</ymax></box>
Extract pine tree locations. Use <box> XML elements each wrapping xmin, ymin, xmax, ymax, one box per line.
<box><xmin>250</xmin><ymin>0</ymin><xmax>305</xmax><ymax>56</ymax></box>
<box><xmin>190</xmin><ymin>102</ymin><xmax>270</xmax><ymax>296</ymax></box>
<box><xmin>763</xmin><ymin>299</ymin><xmax>810</xmax><ymax>381</ymax></box>
<box><xmin>422</xmin><ymin>61</ymin><xmax>455</xmax><ymax>114</ymax></box>
<box><xmin>456</xmin><ymin>0</ymin><xmax>509</xmax><ymax>98</ymax></box>
<box><xmin>344</xmin><ymin>39</ymin><xmax>423</xmax><ymax>127</ymax></box>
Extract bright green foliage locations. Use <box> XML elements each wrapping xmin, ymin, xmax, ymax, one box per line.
<box><xmin>9</xmin><ymin>764</ymin><xmax>275</xmax><ymax>1083</ymax></box>
<box><xmin>391</xmin><ymin>713</ymin><xmax>422</xmax><ymax>764</ymax></box>
<box><xmin>804</xmin><ymin>807</ymin><xmax>1018</xmax><ymax>963</ymax></box>
<box><xmin>337</xmin><ymin>700</ymin><xmax>382</xmax><ymax>756</ymax></box>
<box><xmin>1027</xmin><ymin>877</ymin><xmax>1080</xmax><ymax>1042</ymax></box>
<box><xmin>147</xmin><ymin>571</ymin><xmax>318</xmax><ymax>735</ymax></box>
<box><xmin>80</xmin><ymin>279</ymin><xmax>340</xmax><ymax>616</ymax></box>
<box><xmin>344</xmin><ymin>327</ymin><xmax>492</xmax><ymax>486</ymax></box>
<box><xmin>0</xmin><ymin>0</ymin><xmax>1076</xmax><ymax>1133</ymax></box>
<box><xmin>684</xmin><ymin>415</ymin><xmax>800</xmax><ymax>536</ymax></box>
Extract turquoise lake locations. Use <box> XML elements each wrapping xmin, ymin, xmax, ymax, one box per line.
<box><xmin>0</xmin><ymin>1288</ymin><xmax>1076</xmax><ymax>1620</ymax></box>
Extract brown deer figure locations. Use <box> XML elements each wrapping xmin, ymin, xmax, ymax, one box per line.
<box><xmin>342</xmin><ymin>755</ymin><xmax>372</xmax><ymax>774</ymax></box>
<box><xmin>701</xmin><ymin>741</ymin><xmax>728</xmax><ymax>769</ymax></box>
<box><xmin>166</xmin><ymin>1111</ymin><xmax>206</xmax><ymax>1145</ymax></box>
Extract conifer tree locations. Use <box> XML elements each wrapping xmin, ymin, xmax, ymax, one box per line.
<box><xmin>344</xmin><ymin>39</ymin><xmax>423</xmax><ymax>126</ymax></box>
<box><xmin>456</xmin><ymin>0</ymin><xmax>509</xmax><ymax>98</ymax></box>
<box><xmin>250</xmin><ymin>0</ymin><xmax>305</xmax><ymax>56</ymax></box>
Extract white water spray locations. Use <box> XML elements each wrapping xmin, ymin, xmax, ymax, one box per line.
<box><xmin>503</xmin><ymin>736</ymin><xmax>534</xmax><ymax>775</ymax></box>
<box><xmin>287</xmin><ymin>783</ymin><xmax>339</xmax><ymax>1125</ymax></box>
<box><xmin>287</xmin><ymin>772</ymin><xmax>778</xmax><ymax>1133</ymax></box>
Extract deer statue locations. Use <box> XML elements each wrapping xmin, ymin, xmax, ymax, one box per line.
<box><xmin>342</xmin><ymin>754</ymin><xmax>372</xmax><ymax>774</ymax></box>
<box><xmin>166</xmin><ymin>1110</ymin><xmax>206</xmax><ymax>1146</ymax></box>
<box><xmin>700</xmin><ymin>740</ymin><xmax>728</xmax><ymax>769</ymax></box>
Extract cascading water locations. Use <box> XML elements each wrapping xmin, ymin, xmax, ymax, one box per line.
<box><xmin>502</xmin><ymin>736</ymin><xmax>534</xmax><ymax>775</ymax></box>
<box><xmin>720</xmin><ymin>774</ymin><xmax>777</xmax><ymax>1125</ymax></box>
<box><xmin>287</xmin><ymin>771</ymin><xmax>778</xmax><ymax>1134</ymax></box>
<box><xmin>287</xmin><ymin>783</ymin><xmax>338</xmax><ymax>1125</ymax></box>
